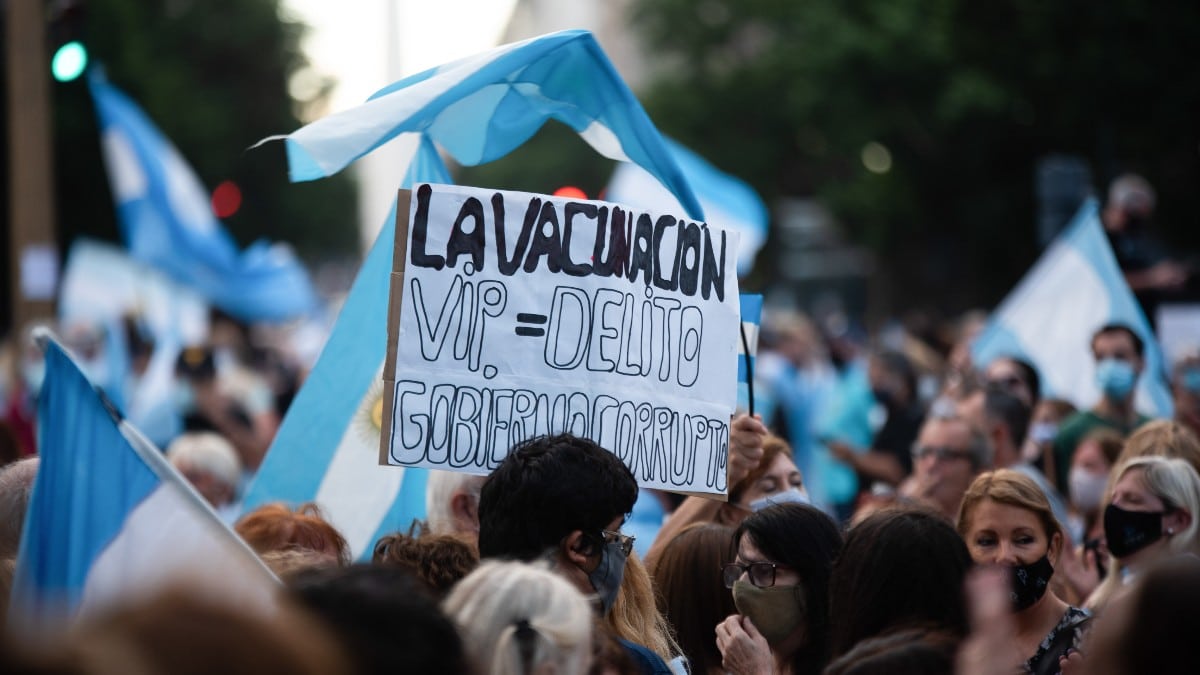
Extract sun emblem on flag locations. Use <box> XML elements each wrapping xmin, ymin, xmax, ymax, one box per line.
<box><xmin>353</xmin><ymin>375</ymin><xmax>386</xmax><ymax>447</ymax></box>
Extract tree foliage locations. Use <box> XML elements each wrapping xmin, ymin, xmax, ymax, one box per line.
<box><xmin>6</xmin><ymin>0</ymin><xmax>359</xmax><ymax>272</ymax></box>
<box><xmin>630</xmin><ymin>0</ymin><xmax>1200</xmax><ymax>312</ymax></box>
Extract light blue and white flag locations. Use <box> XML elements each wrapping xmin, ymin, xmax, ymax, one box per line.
<box><xmin>737</xmin><ymin>294</ymin><xmax>764</xmax><ymax>414</ymax></box>
<box><xmin>89</xmin><ymin>70</ymin><xmax>317</xmax><ymax>323</ymax></box>
<box><xmin>241</xmin><ymin>137</ymin><xmax>449</xmax><ymax>559</ymax></box>
<box><xmin>973</xmin><ymin>199</ymin><xmax>1172</xmax><ymax>417</ymax></box>
<box><xmin>10</xmin><ymin>336</ymin><xmax>276</xmax><ymax>637</ymax></box>
<box><xmin>608</xmin><ymin>138</ymin><xmax>769</xmax><ymax>276</ymax></box>
<box><xmin>268</xmin><ymin>29</ymin><xmax>704</xmax><ymax>222</ymax></box>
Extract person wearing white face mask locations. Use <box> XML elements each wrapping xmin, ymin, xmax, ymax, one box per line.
<box><xmin>1051</xmin><ymin>324</ymin><xmax>1154</xmax><ymax>497</ymax></box>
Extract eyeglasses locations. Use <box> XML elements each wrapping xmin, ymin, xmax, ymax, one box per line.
<box><xmin>911</xmin><ymin>445</ymin><xmax>973</xmax><ymax>463</ymax></box>
<box><xmin>601</xmin><ymin>530</ymin><xmax>636</xmax><ymax>557</ymax></box>
<box><xmin>722</xmin><ymin>561</ymin><xmax>782</xmax><ymax>589</ymax></box>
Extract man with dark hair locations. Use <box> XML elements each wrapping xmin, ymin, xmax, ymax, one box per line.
<box><xmin>960</xmin><ymin>385</ymin><xmax>1068</xmax><ymax>527</ymax></box>
<box><xmin>478</xmin><ymin>433</ymin><xmax>638</xmax><ymax>607</ymax></box>
<box><xmin>1051</xmin><ymin>323</ymin><xmax>1154</xmax><ymax>494</ymax></box>
<box><xmin>478</xmin><ymin>433</ymin><xmax>669</xmax><ymax>674</ymax></box>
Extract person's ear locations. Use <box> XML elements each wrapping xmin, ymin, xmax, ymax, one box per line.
<box><xmin>1048</xmin><ymin>531</ymin><xmax>1064</xmax><ymax>567</ymax></box>
<box><xmin>562</xmin><ymin>530</ymin><xmax>597</xmax><ymax>566</ymax></box>
<box><xmin>451</xmin><ymin>492</ymin><xmax>479</xmax><ymax>533</ymax></box>
<box><xmin>1165</xmin><ymin>508</ymin><xmax>1192</xmax><ymax>538</ymax></box>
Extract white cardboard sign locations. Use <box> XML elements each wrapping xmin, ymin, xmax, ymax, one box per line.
<box><xmin>380</xmin><ymin>184</ymin><xmax>741</xmax><ymax>495</ymax></box>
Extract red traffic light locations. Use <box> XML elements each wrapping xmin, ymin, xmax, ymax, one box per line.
<box><xmin>211</xmin><ymin>180</ymin><xmax>242</xmax><ymax>218</ymax></box>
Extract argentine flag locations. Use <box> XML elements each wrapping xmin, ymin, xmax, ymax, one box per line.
<box><xmin>738</xmin><ymin>294</ymin><xmax>764</xmax><ymax>414</ymax></box>
<box><xmin>607</xmin><ymin>138</ymin><xmax>769</xmax><ymax>276</ymax></box>
<box><xmin>241</xmin><ymin>138</ymin><xmax>449</xmax><ymax>559</ymax></box>
<box><xmin>973</xmin><ymin>199</ymin><xmax>1172</xmax><ymax>417</ymax></box>
<box><xmin>89</xmin><ymin>70</ymin><xmax>318</xmax><ymax>323</ymax></box>
<box><xmin>269</xmin><ymin>29</ymin><xmax>703</xmax><ymax>222</ymax></box>
<box><xmin>9</xmin><ymin>336</ymin><xmax>277</xmax><ymax>636</ymax></box>
<box><xmin>245</xmin><ymin>33</ymin><xmax>712</xmax><ymax>559</ymax></box>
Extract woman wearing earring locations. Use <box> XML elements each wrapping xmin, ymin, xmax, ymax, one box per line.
<box><xmin>1088</xmin><ymin>455</ymin><xmax>1200</xmax><ymax>610</ymax></box>
<box><xmin>957</xmin><ymin>469</ymin><xmax>1091</xmax><ymax>675</ymax></box>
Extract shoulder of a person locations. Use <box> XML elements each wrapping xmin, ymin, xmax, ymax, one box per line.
<box><xmin>618</xmin><ymin>639</ymin><xmax>673</xmax><ymax>675</ymax></box>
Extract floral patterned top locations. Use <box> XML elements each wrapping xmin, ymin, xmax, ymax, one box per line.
<box><xmin>1024</xmin><ymin>606</ymin><xmax>1092</xmax><ymax>675</ymax></box>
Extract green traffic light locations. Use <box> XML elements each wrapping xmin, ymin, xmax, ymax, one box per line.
<box><xmin>51</xmin><ymin>41</ymin><xmax>88</xmax><ymax>82</ymax></box>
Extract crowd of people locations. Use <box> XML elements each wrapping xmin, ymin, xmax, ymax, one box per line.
<box><xmin>0</xmin><ymin>175</ymin><xmax>1199</xmax><ymax>673</ymax></box>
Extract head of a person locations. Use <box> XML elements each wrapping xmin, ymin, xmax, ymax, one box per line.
<box><xmin>425</xmin><ymin>470</ymin><xmax>487</xmax><ymax>540</ymax></box>
<box><xmin>291</xmin><ymin>564</ymin><xmax>470</xmax><ymax>675</ymax></box>
<box><xmin>166</xmin><ymin>432</ymin><xmax>242</xmax><ymax>508</ymax></box>
<box><xmin>235</xmin><ymin>502</ymin><xmax>350</xmax><ymax>567</ymax></box>
<box><xmin>1091</xmin><ymin>324</ymin><xmax>1145</xmax><ymax>403</ymax></box>
<box><xmin>372</xmin><ymin>532</ymin><xmax>479</xmax><ymax>598</ymax></box>
<box><xmin>725</xmin><ymin>503</ymin><xmax>843</xmax><ymax>672</ymax></box>
<box><xmin>868</xmin><ymin>350</ymin><xmax>917</xmax><ymax>409</ymax></box>
<box><xmin>443</xmin><ymin>560</ymin><xmax>592</xmax><ymax>675</ymax></box>
<box><xmin>1069</xmin><ymin>428</ymin><xmax>1125</xmax><ymax>516</ymax></box>
<box><xmin>1104</xmin><ymin>173</ymin><xmax>1156</xmax><ymax>231</ymax></box>
<box><xmin>1173</xmin><ymin>354</ymin><xmax>1200</xmax><ymax>416</ymax></box>
<box><xmin>649</xmin><ymin>524</ymin><xmax>736</xmax><ymax>675</ymax></box>
<box><xmin>959</xmin><ymin>384</ymin><xmax>1030</xmax><ymax>469</ymax></box>
<box><xmin>1119</xmin><ymin>419</ymin><xmax>1200</xmax><ymax>480</ymax></box>
<box><xmin>1104</xmin><ymin>456</ymin><xmax>1200</xmax><ymax>567</ymax></box>
<box><xmin>478</xmin><ymin>434</ymin><xmax>637</xmax><ymax>616</ymax></box>
<box><xmin>822</xmin><ymin>626</ymin><xmax>958</xmax><ymax>675</ymax></box>
<box><xmin>1028</xmin><ymin>398</ymin><xmax>1077</xmax><ymax>445</ymax></box>
<box><xmin>912</xmin><ymin>413</ymin><xmax>992</xmax><ymax>517</ymax></box>
<box><xmin>7</xmin><ymin>587</ymin><xmax>350</xmax><ymax>675</ymax></box>
<box><xmin>729</xmin><ymin>434</ymin><xmax>807</xmax><ymax>511</ymax></box>
<box><xmin>0</xmin><ymin>456</ymin><xmax>37</xmax><ymax>559</ymax></box>
<box><xmin>1086</xmin><ymin>555</ymin><xmax>1200</xmax><ymax>675</ymax></box>
<box><xmin>828</xmin><ymin>507</ymin><xmax>973</xmax><ymax>659</ymax></box>
<box><xmin>957</xmin><ymin>470</ymin><xmax>1063</xmax><ymax>614</ymax></box>
<box><xmin>984</xmin><ymin>356</ymin><xmax>1041</xmax><ymax>409</ymax></box>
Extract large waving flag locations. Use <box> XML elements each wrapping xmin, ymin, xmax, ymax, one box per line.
<box><xmin>241</xmin><ymin>137</ymin><xmax>449</xmax><ymax>559</ymax></box>
<box><xmin>267</xmin><ymin>29</ymin><xmax>703</xmax><ymax>222</ymax></box>
<box><xmin>972</xmin><ymin>199</ymin><xmax>1172</xmax><ymax>417</ymax></box>
<box><xmin>245</xmin><ymin>33</ymin><xmax>713</xmax><ymax>559</ymax></box>
<box><xmin>10</xmin><ymin>335</ymin><xmax>277</xmax><ymax>636</ymax></box>
<box><xmin>89</xmin><ymin>70</ymin><xmax>317</xmax><ymax>322</ymax></box>
<box><xmin>607</xmin><ymin>138</ymin><xmax>769</xmax><ymax>276</ymax></box>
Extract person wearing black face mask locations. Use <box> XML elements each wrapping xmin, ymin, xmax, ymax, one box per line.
<box><xmin>1089</xmin><ymin>455</ymin><xmax>1200</xmax><ymax>611</ymax></box>
<box><xmin>958</xmin><ymin>470</ymin><xmax>1092</xmax><ymax>675</ymax></box>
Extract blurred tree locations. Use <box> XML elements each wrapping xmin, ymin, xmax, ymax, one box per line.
<box><xmin>629</xmin><ymin>0</ymin><xmax>1200</xmax><ymax>315</ymax></box>
<box><xmin>2</xmin><ymin>0</ymin><xmax>358</xmax><ymax>288</ymax></box>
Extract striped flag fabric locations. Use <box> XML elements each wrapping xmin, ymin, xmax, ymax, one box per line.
<box><xmin>607</xmin><ymin>138</ymin><xmax>769</xmax><ymax>276</ymax></box>
<box><xmin>972</xmin><ymin>199</ymin><xmax>1172</xmax><ymax>417</ymax></box>
<box><xmin>240</xmin><ymin>138</ymin><xmax>449</xmax><ymax>559</ymax></box>
<box><xmin>738</xmin><ymin>294</ymin><xmax>764</xmax><ymax>414</ymax></box>
<box><xmin>89</xmin><ymin>70</ymin><xmax>318</xmax><ymax>323</ymax></box>
<box><xmin>9</xmin><ymin>335</ymin><xmax>277</xmax><ymax>637</ymax></box>
<box><xmin>267</xmin><ymin>29</ymin><xmax>704</xmax><ymax>222</ymax></box>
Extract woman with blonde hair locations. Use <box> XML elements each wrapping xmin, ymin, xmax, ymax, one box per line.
<box><xmin>957</xmin><ymin>469</ymin><xmax>1091</xmax><ymax>674</ymax></box>
<box><xmin>606</xmin><ymin>551</ymin><xmax>682</xmax><ymax>667</ymax></box>
<box><xmin>1116</xmin><ymin>419</ymin><xmax>1200</xmax><ymax>477</ymax></box>
<box><xmin>444</xmin><ymin>560</ymin><xmax>593</xmax><ymax>675</ymax></box>
<box><xmin>1089</xmin><ymin>456</ymin><xmax>1200</xmax><ymax>611</ymax></box>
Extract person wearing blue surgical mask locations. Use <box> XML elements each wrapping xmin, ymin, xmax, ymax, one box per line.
<box><xmin>1172</xmin><ymin>355</ymin><xmax>1200</xmax><ymax>439</ymax></box>
<box><xmin>1051</xmin><ymin>324</ymin><xmax>1153</xmax><ymax>496</ymax></box>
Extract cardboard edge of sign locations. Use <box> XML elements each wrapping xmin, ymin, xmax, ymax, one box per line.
<box><xmin>375</xmin><ymin>185</ymin><xmax>729</xmax><ymax>503</ymax></box>
<box><xmin>378</xmin><ymin>188</ymin><xmax>411</xmax><ymax>468</ymax></box>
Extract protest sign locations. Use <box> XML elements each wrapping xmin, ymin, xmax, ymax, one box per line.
<box><xmin>380</xmin><ymin>184</ymin><xmax>741</xmax><ymax>495</ymax></box>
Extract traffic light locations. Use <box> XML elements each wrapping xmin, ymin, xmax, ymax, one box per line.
<box><xmin>48</xmin><ymin>1</ymin><xmax>88</xmax><ymax>82</ymax></box>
